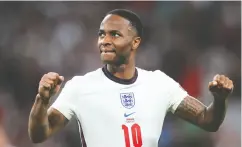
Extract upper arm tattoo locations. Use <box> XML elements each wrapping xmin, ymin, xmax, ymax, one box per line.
<box><xmin>174</xmin><ymin>96</ymin><xmax>207</xmax><ymax>126</ymax></box>
<box><xmin>48</xmin><ymin>108</ymin><xmax>69</xmax><ymax>133</ymax></box>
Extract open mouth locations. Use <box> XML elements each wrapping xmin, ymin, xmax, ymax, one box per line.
<box><xmin>102</xmin><ymin>50</ymin><xmax>115</xmax><ymax>53</ymax></box>
<box><xmin>101</xmin><ymin>51</ymin><xmax>116</xmax><ymax>56</ymax></box>
<box><xmin>100</xmin><ymin>48</ymin><xmax>116</xmax><ymax>53</ymax></box>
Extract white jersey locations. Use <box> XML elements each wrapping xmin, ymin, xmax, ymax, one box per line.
<box><xmin>49</xmin><ymin>66</ymin><xmax>188</xmax><ymax>147</ymax></box>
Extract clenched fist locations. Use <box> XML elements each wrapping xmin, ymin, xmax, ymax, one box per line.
<box><xmin>209</xmin><ymin>74</ymin><xmax>234</xmax><ymax>99</ymax></box>
<box><xmin>38</xmin><ymin>72</ymin><xmax>64</xmax><ymax>101</ymax></box>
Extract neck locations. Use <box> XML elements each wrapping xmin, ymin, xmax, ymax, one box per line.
<box><xmin>107</xmin><ymin>59</ymin><xmax>135</xmax><ymax>80</ymax></box>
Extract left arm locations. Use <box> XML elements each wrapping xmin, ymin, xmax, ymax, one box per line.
<box><xmin>174</xmin><ymin>95</ymin><xmax>227</xmax><ymax>132</ymax></box>
<box><xmin>174</xmin><ymin>74</ymin><xmax>233</xmax><ymax>132</ymax></box>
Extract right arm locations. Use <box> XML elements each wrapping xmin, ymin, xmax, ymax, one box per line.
<box><xmin>28</xmin><ymin>72</ymin><xmax>69</xmax><ymax>143</ymax></box>
<box><xmin>28</xmin><ymin>94</ymin><xmax>69</xmax><ymax>143</ymax></box>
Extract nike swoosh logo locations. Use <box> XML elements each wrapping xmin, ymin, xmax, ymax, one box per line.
<box><xmin>124</xmin><ymin>112</ymin><xmax>136</xmax><ymax>117</ymax></box>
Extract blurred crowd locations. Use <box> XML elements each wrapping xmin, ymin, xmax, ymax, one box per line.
<box><xmin>0</xmin><ymin>1</ymin><xmax>240</xmax><ymax>147</ymax></box>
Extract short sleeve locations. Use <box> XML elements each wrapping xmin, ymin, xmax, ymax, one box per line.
<box><xmin>167</xmin><ymin>78</ymin><xmax>188</xmax><ymax>113</ymax></box>
<box><xmin>49</xmin><ymin>77</ymin><xmax>78</xmax><ymax>120</ymax></box>
<box><xmin>154</xmin><ymin>70</ymin><xmax>189</xmax><ymax>113</ymax></box>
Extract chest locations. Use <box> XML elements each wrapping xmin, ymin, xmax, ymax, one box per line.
<box><xmin>75</xmin><ymin>85</ymin><xmax>169</xmax><ymax>124</ymax></box>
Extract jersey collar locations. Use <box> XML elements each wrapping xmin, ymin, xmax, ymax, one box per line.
<box><xmin>102</xmin><ymin>65</ymin><xmax>138</xmax><ymax>85</ymax></box>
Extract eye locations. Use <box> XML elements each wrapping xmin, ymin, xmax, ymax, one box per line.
<box><xmin>98</xmin><ymin>32</ymin><xmax>105</xmax><ymax>38</ymax></box>
<box><xmin>111</xmin><ymin>32</ymin><xmax>121</xmax><ymax>37</ymax></box>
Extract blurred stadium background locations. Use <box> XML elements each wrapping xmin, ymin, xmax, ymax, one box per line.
<box><xmin>0</xmin><ymin>1</ymin><xmax>240</xmax><ymax>147</ymax></box>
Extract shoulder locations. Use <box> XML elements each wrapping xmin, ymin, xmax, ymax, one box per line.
<box><xmin>64</xmin><ymin>68</ymin><xmax>103</xmax><ymax>90</ymax></box>
<box><xmin>70</xmin><ymin>68</ymin><xmax>102</xmax><ymax>82</ymax></box>
<box><xmin>137</xmin><ymin>68</ymin><xmax>173</xmax><ymax>84</ymax></box>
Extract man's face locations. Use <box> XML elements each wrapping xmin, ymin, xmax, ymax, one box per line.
<box><xmin>98</xmin><ymin>14</ymin><xmax>138</xmax><ymax>65</ymax></box>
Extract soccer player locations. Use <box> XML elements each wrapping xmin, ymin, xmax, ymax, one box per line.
<box><xmin>28</xmin><ymin>9</ymin><xmax>234</xmax><ymax>147</ymax></box>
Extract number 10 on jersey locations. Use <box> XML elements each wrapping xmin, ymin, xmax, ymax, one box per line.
<box><xmin>122</xmin><ymin>123</ymin><xmax>143</xmax><ymax>147</ymax></box>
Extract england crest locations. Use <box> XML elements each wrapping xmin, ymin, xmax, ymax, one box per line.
<box><xmin>120</xmin><ymin>92</ymin><xmax>135</xmax><ymax>109</ymax></box>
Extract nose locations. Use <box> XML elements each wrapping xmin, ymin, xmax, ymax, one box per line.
<box><xmin>100</xmin><ymin>35</ymin><xmax>112</xmax><ymax>47</ymax></box>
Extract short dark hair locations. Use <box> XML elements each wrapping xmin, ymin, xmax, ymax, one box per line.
<box><xmin>106</xmin><ymin>9</ymin><xmax>143</xmax><ymax>39</ymax></box>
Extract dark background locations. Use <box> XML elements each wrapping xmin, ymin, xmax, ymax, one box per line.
<box><xmin>0</xmin><ymin>1</ymin><xmax>240</xmax><ymax>147</ymax></box>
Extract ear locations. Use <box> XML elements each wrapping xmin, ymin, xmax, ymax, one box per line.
<box><xmin>132</xmin><ymin>37</ymin><xmax>141</xmax><ymax>51</ymax></box>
